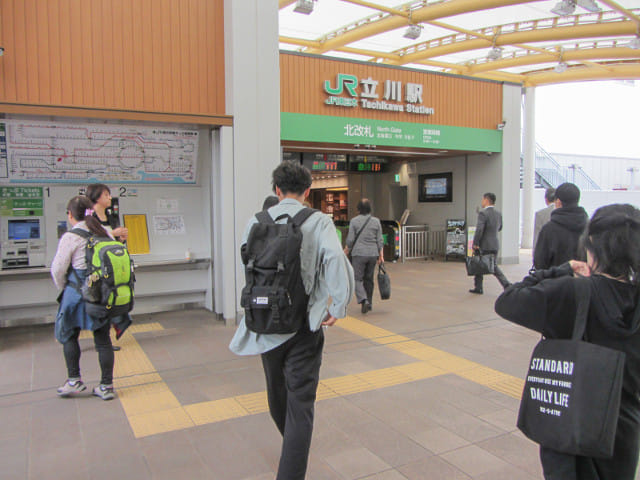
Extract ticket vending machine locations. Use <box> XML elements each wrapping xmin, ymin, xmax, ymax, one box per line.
<box><xmin>1</xmin><ymin>217</ymin><xmax>46</xmax><ymax>269</ymax></box>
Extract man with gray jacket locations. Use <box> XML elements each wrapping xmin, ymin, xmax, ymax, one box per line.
<box><xmin>470</xmin><ymin>192</ymin><xmax>510</xmax><ymax>294</ymax></box>
<box><xmin>345</xmin><ymin>199</ymin><xmax>384</xmax><ymax>313</ymax></box>
<box><xmin>532</xmin><ymin>187</ymin><xmax>555</xmax><ymax>255</ymax></box>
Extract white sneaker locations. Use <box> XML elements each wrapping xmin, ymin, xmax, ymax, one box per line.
<box><xmin>92</xmin><ymin>384</ymin><xmax>115</xmax><ymax>401</ymax></box>
<box><xmin>57</xmin><ymin>379</ymin><xmax>86</xmax><ymax>397</ymax></box>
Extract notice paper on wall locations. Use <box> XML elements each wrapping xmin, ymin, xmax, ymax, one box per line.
<box><xmin>123</xmin><ymin>214</ymin><xmax>151</xmax><ymax>254</ymax></box>
<box><xmin>157</xmin><ymin>198</ymin><xmax>179</xmax><ymax>213</ymax></box>
<box><xmin>153</xmin><ymin>215</ymin><xmax>186</xmax><ymax>235</ymax></box>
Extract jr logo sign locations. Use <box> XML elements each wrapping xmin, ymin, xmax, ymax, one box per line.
<box><xmin>324</xmin><ymin>74</ymin><xmax>358</xmax><ymax>96</ymax></box>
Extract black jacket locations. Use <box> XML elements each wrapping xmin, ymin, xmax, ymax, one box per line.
<box><xmin>495</xmin><ymin>264</ymin><xmax>640</xmax><ymax>480</ymax></box>
<box><xmin>533</xmin><ymin>206</ymin><xmax>588</xmax><ymax>270</ymax></box>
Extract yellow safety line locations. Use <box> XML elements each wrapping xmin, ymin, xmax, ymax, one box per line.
<box><xmin>107</xmin><ymin>317</ymin><xmax>524</xmax><ymax>438</ymax></box>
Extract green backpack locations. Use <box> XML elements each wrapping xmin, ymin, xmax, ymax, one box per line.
<box><xmin>71</xmin><ymin>229</ymin><xmax>135</xmax><ymax>318</ymax></box>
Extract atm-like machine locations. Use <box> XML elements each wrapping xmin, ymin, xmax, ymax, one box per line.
<box><xmin>1</xmin><ymin>216</ymin><xmax>46</xmax><ymax>269</ymax></box>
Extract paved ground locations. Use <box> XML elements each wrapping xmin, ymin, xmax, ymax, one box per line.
<box><xmin>1</xmin><ymin>251</ymin><xmax>636</xmax><ymax>479</ymax></box>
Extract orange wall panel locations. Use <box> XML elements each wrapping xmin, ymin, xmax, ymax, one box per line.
<box><xmin>280</xmin><ymin>53</ymin><xmax>503</xmax><ymax>130</ymax></box>
<box><xmin>0</xmin><ymin>0</ymin><xmax>225</xmax><ymax>117</ymax></box>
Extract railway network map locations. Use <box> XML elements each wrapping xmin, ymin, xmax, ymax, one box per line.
<box><xmin>0</xmin><ymin>121</ymin><xmax>199</xmax><ymax>184</ymax></box>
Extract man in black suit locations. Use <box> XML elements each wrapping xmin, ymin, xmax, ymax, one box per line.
<box><xmin>470</xmin><ymin>192</ymin><xmax>510</xmax><ymax>294</ymax></box>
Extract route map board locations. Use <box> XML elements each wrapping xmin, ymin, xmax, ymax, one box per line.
<box><xmin>0</xmin><ymin>120</ymin><xmax>199</xmax><ymax>184</ymax></box>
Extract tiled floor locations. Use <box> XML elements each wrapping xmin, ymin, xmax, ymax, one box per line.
<box><xmin>1</xmin><ymin>251</ymin><xmax>637</xmax><ymax>479</ymax></box>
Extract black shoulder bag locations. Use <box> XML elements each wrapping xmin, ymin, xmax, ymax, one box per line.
<box><xmin>517</xmin><ymin>277</ymin><xmax>626</xmax><ymax>459</ymax></box>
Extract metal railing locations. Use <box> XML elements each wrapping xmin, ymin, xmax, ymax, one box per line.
<box><xmin>520</xmin><ymin>143</ymin><xmax>601</xmax><ymax>191</ymax></box>
<box><xmin>401</xmin><ymin>225</ymin><xmax>446</xmax><ymax>262</ymax></box>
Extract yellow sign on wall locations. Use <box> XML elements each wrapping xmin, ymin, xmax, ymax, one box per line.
<box><xmin>123</xmin><ymin>214</ymin><xmax>150</xmax><ymax>255</ymax></box>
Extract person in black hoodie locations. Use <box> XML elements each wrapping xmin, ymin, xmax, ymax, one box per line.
<box><xmin>533</xmin><ymin>182</ymin><xmax>588</xmax><ymax>270</ymax></box>
<box><xmin>495</xmin><ymin>203</ymin><xmax>640</xmax><ymax>480</ymax></box>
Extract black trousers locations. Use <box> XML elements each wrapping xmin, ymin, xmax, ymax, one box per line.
<box><xmin>63</xmin><ymin>322</ymin><xmax>114</xmax><ymax>385</ymax></box>
<box><xmin>352</xmin><ymin>255</ymin><xmax>378</xmax><ymax>305</ymax></box>
<box><xmin>473</xmin><ymin>252</ymin><xmax>510</xmax><ymax>290</ymax></box>
<box><xmin>261</xmin><ymin>326</ymin><xmax>324</xmax><ymax>480</ymax></box>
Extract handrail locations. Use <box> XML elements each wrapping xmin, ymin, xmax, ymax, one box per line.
<box><xmin>522</xmin><ymin>143</ymin><xmax>601</xmax><ymax>191</ymax></box>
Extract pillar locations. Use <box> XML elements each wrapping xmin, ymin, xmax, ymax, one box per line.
<box><xmin>521</xmin><ymin>87</ymin><xmax>536</xmax><ymax>249</ymax></box>
<box><xmin>221</xmin><ymin>0</ymin><xmax>281</xmax><ymax>323</ymax></box>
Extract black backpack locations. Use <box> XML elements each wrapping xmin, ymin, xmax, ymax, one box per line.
<box><xmin>240</xmin><ymin>208</ymin><xmax>316</xmax><ymax>334</ymax></box>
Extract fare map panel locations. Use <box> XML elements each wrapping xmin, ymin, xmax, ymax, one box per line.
<box><xmin>0</xmin><ymin>121</ymin><xmax>199</xmax><ymax>184</ymax></box>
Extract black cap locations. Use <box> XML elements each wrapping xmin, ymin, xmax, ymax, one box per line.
<box><xmin>555</xmin><ymin>182</ymin><xmax>580</xmax><ymax>207</ymax></box>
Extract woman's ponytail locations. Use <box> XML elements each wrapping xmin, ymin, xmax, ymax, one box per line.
<box><xmin>66</xmin><ymin>196</ymin><xmax>110</xmax><ymax>238</ymax></box>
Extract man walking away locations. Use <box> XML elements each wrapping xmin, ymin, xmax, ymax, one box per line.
<box><xmin>469</xmin><ymin>192</ymin><xmax>510</xmax><ymax>294</ymax></box>
<box><xmin>344</xmin><ymin>198</ymin><xmax>384</xmax><ymax>314</ymax></box>
<box><xmin>533</xmin><ymin>182</ymin><xmax>588</xmax><ymax>270</ymax></box>
<box><xmin>230</xmin><ymin>161</ymin><xmax>354</xmax><ymax>480</ymax></box>
<box><xmin>532</xmin><ymin>187</ymin><xmax>555</xmax><ymax>256</ymax></box>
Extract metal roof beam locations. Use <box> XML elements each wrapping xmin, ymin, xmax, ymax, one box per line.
<box><xmin>396</xmin><ymin>20</ymin><xmax>638</xmax><ymax>64</ymax></box>
<box><xmin>598</xmin><ymin>0</ymin><xmax>640</xmax><ymax>25</ymax></box>
<box><xmin>467</xmin><ymin>46</ymin><xmax>640</xmax><ymax>74</ymax></box>
<box><xmin>525</xmin><ymin>63</ymin><xmax>640</xmax><ymax>86</ymax></box>
<box><xmin>340</xmin><ymin>0</ymin><xmax>409</xmax><ymax>18</ymax></box>
<box><xmin>306</xmin><ymin>0</ymin><xmax>539</xmax><ymax>53</ymax></box>
<box><xmin>280</xmin><ymin>36</ymin><xmax>322</xmax><ymax>48</ymax></box>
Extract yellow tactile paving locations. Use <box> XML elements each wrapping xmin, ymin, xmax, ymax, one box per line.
<box><xmin>387</xmin><ymin>341</ymin><xmax>447</xmax><ymax>361</ymax></box>
<box><xmin>127</xmin><ymin>407</ymin><xmax>195</xmax><ymax>438</ymax></box>
<box><xmin>393</xmin><ymin>361</ymin><xmax>447</xmax><ymax>381</ymax></box>
<box><xmin>356</xmin><ymin>367</ymin><xmax>414</xmax><ymax>389</ymax></box>
<box><xmin>315</xmin><ymin>382</ymin><xmax>340</xmax><ymax>401</ymax></box>
<box><xmin>185</xmin><ymin>398</ymin><xmax>250</xmax><ymax>425</ymax></box>
<box><xmin>339</xmin><ymin>316</ymin><xmax>524</xmax><ymax>400</ymax></box>
<box><xmin>118</xmin><ymin>381</ymin><xmax>183</xmax><ymax>416</ymax></box>
<box><xmin>107</xmin><ymin>318</ymin><xmax>527</xmax><ymax>438</ymax></box>
<box><xmin>375</xmin><ymin>334</ymin><xmax>411</xmax><ymax>345</ymax></box>
<box><xmin>126</xmin><ymin>322</ymin><xmax>164</xmax><ymax>334</ymax></box>
<box><xmin>235</xmin><ymin>391</ymin><xmax>270</xmax><ymax>415</ymax></box>
<box><xmin>322</xmin><ymin>374</ymin><xmax>373</xmax><ymax>396</ymax></box>
<box><xmin>114</xmin><ymin>372</ymin><xmax>163</xmax><ymax>389</ymax></box>
<box><xmin>78</xmin><ymin>321</ymin><xmax>163</xmax><ymax>340</ymax></box>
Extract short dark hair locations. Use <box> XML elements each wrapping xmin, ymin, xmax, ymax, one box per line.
<box><xmin>85</xmin><ymin>183</ymin><xmax>110</xmax><ymax>204</ymax></box>
<box><xmin>272</xmin><ymin>161</ymin><xmax>312</xmax><ymax>196</ymax></box>
<box><xmin>545</xmin><ymin>188</ymin><xmax>556</xmax><ymax>203</ymax></box>
<box><xmin>583</xmin><ymin>204</ymin><xmax>640</xmax><ymax>285</ymax></box>
<box><xmin>555</xmin><ymin>183</ymin><xmax>580</xmax><ymax>207</ymax></box>
<box><xmin>483</xmin><ymin>192</ymin><xmax>496</xmax><ymax>205</ymax></box>
<box><xmin>357</xmin><ymin>198</ymin><xmax>372</xmax><ymax>215</ymax></box>
<box><xmin>262</xmin><ymin>195</ymin><xmax>279</xmax><ymax>211</ymax></box>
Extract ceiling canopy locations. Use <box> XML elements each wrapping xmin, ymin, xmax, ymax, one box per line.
<box><xmin>279</xmin><ymin>0</ymin><xmax>640</xmax><ymax>86</ymax></box>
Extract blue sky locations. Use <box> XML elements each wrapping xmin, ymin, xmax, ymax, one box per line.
<box><xmin>535</xmin><ymin>81</ymin><xmax>640</xmax><ymax>159</ymax></box>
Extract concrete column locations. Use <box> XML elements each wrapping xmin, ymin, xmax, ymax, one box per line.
<box><xmin>521</xmin><ymin>87</ymin><xmax>536</xmax><ymax>249</ymax></box>
<box><xmin>211</xmin><ymin>127</ymin><xmax>238</xmax><ymax>324</ymax></box>
<box><xmin>224</xmin><ymin>0</ymin><xmax>281</xmax><ymax>321</ymax></box>
<box><xmin>499</xmin><ymin>83</ymin><xmax>523</xmax><ymax>264</ymax></box>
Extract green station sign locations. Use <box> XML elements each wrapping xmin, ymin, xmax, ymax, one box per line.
<box><xmin>281</xmin><ymin>112</ymin><xmax>502</xmax><ymax>153</ymax></box>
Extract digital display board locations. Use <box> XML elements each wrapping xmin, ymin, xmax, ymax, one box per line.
<box><xmin>302</xmin><ymin>153</ymin><xmax>347</xmax><ymax>172</ymax></box>
<box><xmin>418</xmin><ymin>172</ymin><xmax>453</xmax><ymax>202</ymax></box>
<box><xmin>348</xmin><ymin>162</ymin><xmax>385</xmax><ymax>172</ymax></box>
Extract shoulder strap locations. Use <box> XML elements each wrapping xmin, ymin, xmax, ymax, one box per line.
<box><xmin>352</xmin><ymin>215</ymin><xmax>373</xmax><ymax>249</ymax></box>
<box><xmin>571</xmin><ymin>277</ymin><xmax>592</xmax><ymax>340</ymax></box>
<box><xmin>255</xmin><ymin>211</ymin><xmax>276</xmax><ymax>224</ymax></box>
<box><xmin>69</xmin><ymin>228</ymin><xmax>91</xmax><ymax>239</ymax></box>
<box><xmin>291</xmin><ymin>207</ymin><xmax>317</xmax><ymax>227</ymax></box>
